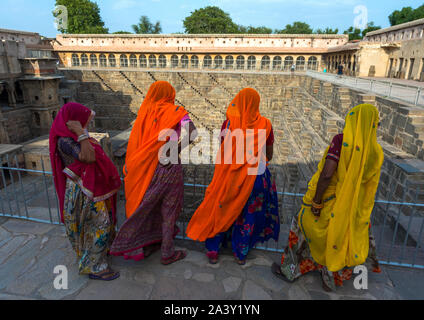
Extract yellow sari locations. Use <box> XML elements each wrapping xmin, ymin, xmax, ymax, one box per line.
<box><xmin>299</xmin><ymin>104</ymin><xmax>384</xmax><ymax>272</ymax></box>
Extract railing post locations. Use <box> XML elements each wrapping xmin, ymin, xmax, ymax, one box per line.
<box><xmin>415</xmin><ymin>87</ymin><xmax>421</xmax><ymax>106</ymax></box>
<box><xmin>370</xmin><ymin>80</ymin><xmax>374</xmax><ymax>92</ymax></box>
<box><xmin>389</xmin><ymin>82</ymin><xmax>393</xmax><ymax>97</ymax></box>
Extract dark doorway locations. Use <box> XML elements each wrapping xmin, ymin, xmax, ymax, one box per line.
<box><xmin>388</xmin><ymin>59</ymin><xmax>394</xmax><ymax>78</ymax></box>
<box><xmin>0</xmin><ymin>85</ymin><xmax>9</xmax><ymax>107</ymax></box>
<box><xmin>15</xmin><ymin>82</ymin><xmax>24</xmax><ymax>104</ymax></box>
<box><xmin>408</xmin><ymin>58</ymin><xmax>415</xmax><ymax>80</ymax></box>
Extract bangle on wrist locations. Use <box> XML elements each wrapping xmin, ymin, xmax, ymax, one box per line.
<box><xmin>312</xmin><ymin>200</ymin><xmax>324</xmax><ymax>209</ymax></box>
<box><xmin>78</xmin><ymin>134</ymin><xmax>89</xmax><ymax>142</ymax></box>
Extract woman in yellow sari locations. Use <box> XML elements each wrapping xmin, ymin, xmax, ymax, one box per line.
<box><xmin>272</xmin><ymin>104</ymin><xmax>384</xmax><ymax>291</ymax></box>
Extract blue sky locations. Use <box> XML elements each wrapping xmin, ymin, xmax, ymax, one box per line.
<box><xmin>1</xmin><ymin>0</ymin><xmax>423</xmax><ymax>37</ymax></box>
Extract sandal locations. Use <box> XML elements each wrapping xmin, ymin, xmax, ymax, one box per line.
<box><xmin>89</xmin><ymin>269</ymin><xmax>120</xmax><ymax>281</ymax></box>
<box><xmin>161</xmin><ymin>250</ymin><xmax>187</xmax><ymax>266</ymax></box>
<box><xmin>271</xmin><ymin>263</ymin><xmax>295</xmax><ymax>283</ymax></box>
<box><xmin>235</xmin><ymin>258</ymin><xmax>246</xmax><ymax>266</ymax></box>
<box><xmin>207</xmin><ymin>252</ymin><xmax>219</xmax><ymax>265</ymax></box>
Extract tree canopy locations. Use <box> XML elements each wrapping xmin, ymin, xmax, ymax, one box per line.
<box><xmin>389</xmin><ymin>4</ymin><xmax>424</xmax><ymax>26</ymax></box>
<box><xmin>183</xmin><ymin>6</ymin><xmax>239</xmax><ymax>34</ymax></box>
<box><xmin>343</xmin><ymin>21</ymin><xmax>381</xmax><ymax>41</ymax></box>
<box><xmin>53</xmin><ymin>0</ymin><xmax>108</xmax><ymax>34</ymax></box>
<box><xmin>132</xmin><ymin>16</ymin><xmax>162</xmax><ymax>34</ymax></box>
<box><xmin>316</xmin><ymin>27</ymin><xmax>339</xmax><ymax>34</ymax></box>
<box><xmin>277</xmin><ymin>22</ymin><xmax>313</xmax><ymax>34</ymax></box>
<box><xmin>238</xmin><ymin>25</ymin><xmax>273</xmax><ymax>34</ymax></box>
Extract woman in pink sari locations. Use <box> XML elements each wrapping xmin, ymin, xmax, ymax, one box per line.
<box><xmin>49</xmin><ymin>102</ymin><xmax>122</xmax><ymax>281</ymax></box>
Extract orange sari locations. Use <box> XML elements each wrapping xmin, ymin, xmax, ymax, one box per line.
<box><xmin>186</xmin><ymin>88</ymin><xmax>272</xmax><ymax>242</ymax></box>
<box><xmin>124</xmin><ymin>81</ymin><xmax>188</xmax><ymax>218</ymax></box>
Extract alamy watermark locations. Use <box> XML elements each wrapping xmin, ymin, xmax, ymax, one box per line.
<box><xmin>353</xmin><ymin>265</ymin><xmax>368</xmax><ymax>290</ymax></box>
<box><xmin>354</xmin><ymin>5</ymin><xmax>369</xmax><ymax>30</ymax></box>
<box><xmin>53</xmin><ymin>265</ymin><xmax>68</xmax><ymax>290</ymax></box>
<box><xmin>53</xmin><ymin>5</ymin><xmax>68</xmax><ymax>31</ymax></box>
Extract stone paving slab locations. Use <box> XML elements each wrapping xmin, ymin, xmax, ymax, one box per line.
<box><xmin>1</xmin><ymin>218</ymin><xmax>424</xmax><ymax>300</ymax></box>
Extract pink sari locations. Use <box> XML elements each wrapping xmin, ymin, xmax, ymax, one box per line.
<box><xmin>49</xmin><ymin>102</ymin><xmax>122</xmax><ymax>223</ymax></box>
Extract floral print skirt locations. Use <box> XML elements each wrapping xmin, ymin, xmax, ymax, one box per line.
<box><xmin>63</xmin><ymin>179</ymin><xmax>115</xmax><ymax>275</ymax></box>
<box><xmin>206</xmin><ymin>168</ymin><xmax>280</xmax><ymax>261</ymax></box>
<box><xmin>278</xmin><ymin>215</ymin><xmax>381</xmax><ymax>291</ymax></box>
<box><xmin>110</xmin><ymin>163</ymin><xmax>183</xmax><ymax>260</ymax></box>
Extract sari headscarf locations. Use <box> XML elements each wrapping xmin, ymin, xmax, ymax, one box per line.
<box><xmin>124</xmin><ymin>81</ymin><xmax>188</xmax><ymax>218</ymax></box>
<box><xmin>187</xmin><ymin>88</ymin><xmax>272</xmax><ymax>242</ymax></box>
<box><xmin>300</xmin><ymin>104</ymin><xmax>384</xmax><ymax>272</ymax></box>
<box><xmin>49</xmin><ymin>102</ymin><xmax>122</xmax><ymax>223</ymax></box>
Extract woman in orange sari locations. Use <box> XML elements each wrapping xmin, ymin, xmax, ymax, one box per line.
<box><xmin>110</xmin><ymin>81</ymin><xmax>197</xmax><ymax>265</ymax></box>
<box><xmin>186</xmin><ymin>88</ymin><xmax>280</xmax><ymax>265</ymax></box>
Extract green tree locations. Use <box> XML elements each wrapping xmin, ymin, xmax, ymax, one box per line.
<box><xmin>389</xmin><ymin>5</ymin><xmax>424</xmax><ymax>26</ymax></box>
<box><xmin>238</xmin><ymin>25</ymin><xmax>273</xmax><ymax>34</ymax></box>
<box><xmin>113</xmin><ymin>31</ymin><xmax>132</xmax><ymax>34</ymax></box>
<box><xmin>316</xmin><ymin>27</ymin><xmax>339</xmax><ymax>34</ymax></box>
<box><xmin>362</xmin><ymin>21</ymin><xmax>381</xmax><ymax>37</ymax></box>
<box><xmin>53</xmin><ymin>0</ymin><xmax>108</xmax><ymax>34</ymax></box>
<box><xmin>132</xmin><ymin>16</ymin><xmax>162</xmax><ymax>34</ymax></box>
<box><xmin>183</xmin><ymin>6</ymin><xmax>239</xmax><ymax>34</ymax></box>
<box><xmin>343</xmin><ymin>26</ymin><xmax>363</xmax><ymax>41</ymax></box>
<box><xmin>277</xmin><ymin>22</ymin><xmax>313</xmax><ymax>34</ymax></box>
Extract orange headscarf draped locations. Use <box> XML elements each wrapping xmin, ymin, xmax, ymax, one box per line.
<box><xmin>124</xmin><ymin>81</ymin><xmax>188</xmax><ymax>218</ymax></box>
<box><xmin>186</xmin><ymin>88</ymin><xmax>272</xmax><ymax>241</ymax></box>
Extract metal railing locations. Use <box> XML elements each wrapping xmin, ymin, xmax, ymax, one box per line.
<box><xmin>307</xmin><ymin>70</ymin><xmax>424</xmax><ymax>107</ymax></box>
<box><xmin>0</xmin><ymin>158</ymin><xmax>423</xmax><ymax>270</ymax></box>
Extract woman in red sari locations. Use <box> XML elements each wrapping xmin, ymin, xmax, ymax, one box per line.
<box><xmin>49</xmin><ymin>102</ymin><xmax>122</xmax><ymax>281</ymax></box>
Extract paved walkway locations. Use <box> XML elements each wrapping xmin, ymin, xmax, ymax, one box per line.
<box><xmin>1</xmin><ymin>217</ymin><xmax>424</xmax><ymax>300</ymax></box>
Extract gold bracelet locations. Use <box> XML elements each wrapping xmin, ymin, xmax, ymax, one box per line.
<box><xmin>312</xmin><ymin>200</ymin><xmax>324</xmax><ymax>209</ymax></box>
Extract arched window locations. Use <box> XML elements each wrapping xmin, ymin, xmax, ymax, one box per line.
<box><xmin>247</xmin><ymin>56</ymin><xmax>256</xmax><ymax>70</ymax></box>
<box><xmin>214</xmin><ymin>55</ymin><xmax>223</xmax><ymax>69</ymax></box>
<box><xmin>225</xmin><ymin>56</ymin><xmax>234</xmax><ymax>69</ymax></box>
<box><xmin>120</xmin><ymin>54</ymin><xmax>128</xmax><ymax>67</ymax></box>
<box><xmin>203</xmin><ymin>55</ymin><xmax>212</xmax><ymax>68</ymax></box>
<box><xmin>129</xmin><ymin>54</ymin><xmax>137</xmax><ymax>67</ymax></box>
<box><xmin>236</xmin><ymin>56</ymin><xmax>245</xmax><ymax>70</ymax></box>
<box><xmin>81</xmin><ymin>54</ymin><xmax>89</xmax><ymax>67</ymax></box>
<box><xmin>272</xmin><ymin>56</ymin><xmax>282</xmax><ymax>70</ymax></box>
<box><xmin>90</xmin><ymin>54</ymin><xmax>98</xmax><ymax>67</ymax></box>
<box><xmin>108</xmin><ymin>54</ymin><xmax>116</xmax><ymax>67</ymax></box>
<box><xmin>149</xmin><ymin>55</ymin><xmax>157</xmax><ymax>68</ymax></box>
<box><xmin>261</xmin><ymin>56</ymin><xmax>270</xmax><ymax>70</ymax></box>
<box><xmin>296</xmin><ymin>56</ymin><xmax>305</xmax><ymax>71</ymax></box>
<box><xmin>284</xmin><ymin>56</ymin><xmax>293</xmax><ymax>71</ymax></box>
<box><xmin>191</xmin><ymin>55</ymin><xmax>199</xmax><ymax>68</ymax></box>
<box><xmin>159</xmin><ymin>55</ymin><xmax>167</xmax><ymax>68</ymax></box>
<box><xmin>181</xmin><ymin>55</ymin><xmax>189</xmax><ymax>68</ymax></box>
<box><xmin>72</xmin><ymin>54</ymin><xmax>80</xmax><ymax>67</ymax></box>
<box><xmin>139</xmin><ymin>55</ymin><xmax>147</xmax><ymax>68</ymax></box>
<box><xmin>171</xmin><ymin>55</ymin><xmax>179</xmax><ymax>68</ymax></box>
<box><xmin>307</xmin><ymin>56</ymin><xmax>318</xmax><ymax>70</ymax></box>
<box><xmin>99</xmin><ymin>54</ymin><xmax>107</xmax><ymax>67</ymax></box>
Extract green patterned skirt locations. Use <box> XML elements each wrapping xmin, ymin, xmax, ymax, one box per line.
<box><xmin>63</xmin><ymin>179</ymin><xmax>116</xmax><ymax>275</ymax></box>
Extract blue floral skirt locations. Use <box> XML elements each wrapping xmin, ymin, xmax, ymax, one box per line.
<box><xmin>205</xmin><ymin>168</ymin><xmax>280</xmax><ymax>261</ymax></box>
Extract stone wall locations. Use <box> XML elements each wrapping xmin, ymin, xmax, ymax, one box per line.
<box><xmin>2</xmin><ymin>108</ymin><xmax>34</xmax><ymax>144</ymax></box>
<box><xmin>299</xmin><ymin>75</ymin><xmax>424</xmax><ymax>219</ymax></box>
